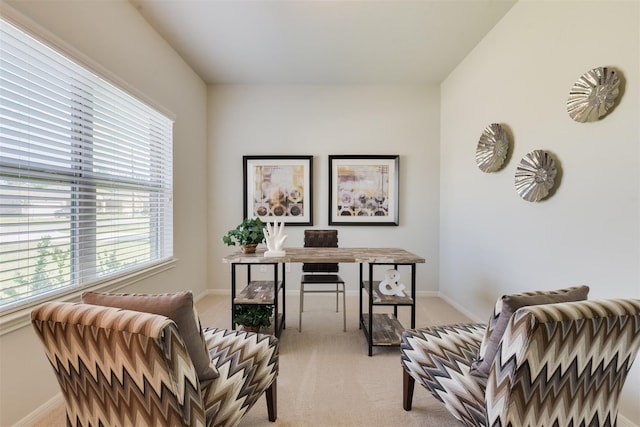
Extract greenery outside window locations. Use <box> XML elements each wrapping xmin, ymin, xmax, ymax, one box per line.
<box><xmin>0</xmin><ymin>17</ymin><xmax>174</xmax><ymax>314</ymax></box>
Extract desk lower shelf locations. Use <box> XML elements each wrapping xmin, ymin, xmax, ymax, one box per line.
<box><xmin>362</xmin><ymin>281</ymin><xmax>413</xmax><ymax>305</ymax></box>
<box><xmin>234</xmin><ymin>281</ymin><xmax>281</xmax><ymax>305</ymax></box>
<box><xmin>360</xmin><ymin>313</ymin><xmax>404</xmax><ymax>346</ymax></box>
<box><xmin>234</xmin><ymin>281</ymin><xmax>284</xmax><ymax>337</ymax></box>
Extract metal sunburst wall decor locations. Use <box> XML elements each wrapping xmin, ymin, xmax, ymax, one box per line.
<box><xmin>476</xmin><ymin>123</ymin><xmax>509</xmax><ymax>173</ymax></box>
<box><xmin>514</xmin><ymin>150</ymin><xmax>558</xmax><ymax>202</ymax></box>
<box><xmin>567</xmin><ymin>67</ymin><xmax>621</xmax><ymax>122</ymax></box>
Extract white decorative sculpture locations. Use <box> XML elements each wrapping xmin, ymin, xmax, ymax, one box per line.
<box><xmin>264</xmin><ymin>221</ymin><xmax>287</xmax><ymax>257</ymax></box>
<box><xmin>378</xmin><ymin>269</ymin><xmax>406</xmax><ymax>296</ymax></box>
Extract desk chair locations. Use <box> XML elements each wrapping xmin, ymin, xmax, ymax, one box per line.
<box><xmin>299</xmin><ymin>229</ymin><xmax>346</xmax><ymax>332</ymax></box>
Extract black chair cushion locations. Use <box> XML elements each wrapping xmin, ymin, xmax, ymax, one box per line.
<box><xmin>301</xmin><ymin>274</ymin><xmax>344</xmax><ymax>284</ymax></box>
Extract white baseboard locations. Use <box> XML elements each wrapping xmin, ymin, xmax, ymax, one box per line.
<box><xmin>19</xmin><ymin>392</ymin><xmax>639</xmax><ymax>427</ymax></box>
<box><xmin>201</xmin><ymin>288</ymin><xmax>442</xmax><ymax>298</ymax></box>
<box><xmin>14</xmin><ymin>394</ymin><xmax>64</xmax><ymax>427</ymax></box>
<box><xmin>198</xmin><ymin>288</ymin><xmax>228</xmax><ymax>297</ymax></box>
<box><xmin>619</xmin><ymin>414</ymin><xmax>640</xmax><ymax>427</ymax></box>
<box><xmin>436</xmin><ymin>292</ymin><xmax>484</xmax><ymax>322</ymax></box>
<box><xmin>415</xmin><ymin>290</ymin><xmax>440</xmax><ymax>298</ymax></box>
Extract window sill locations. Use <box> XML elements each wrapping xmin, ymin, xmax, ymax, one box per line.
<box><xmin>0</xmin><ymin>258</ymin><xmax>177</xmax><ymax>336</ymax></box>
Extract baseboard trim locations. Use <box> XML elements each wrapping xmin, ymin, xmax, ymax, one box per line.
<box><xmin>415</xmin><ymin>290</ymin><xmax>440</xmax><ymax>298</ymax></box>
<box><xmin>619</xmin><ymin>414</ymin><xmax>639</xmax><ymax>427</ymax></box>
<box><xmin>198</xmin><ymin>288</ymin><xmax>228</xmax><ymax>297</ymax></box>
<box><xmin>19</xmin><ymin>392</ymin><xmax>639</xmax><ymax>427</ymax></box>
<box><xmin>437</xmin><ymin>292</ymin><xmax>484</xmax><ymax>323</ymax></box>
<box><xmin>201</xmin><ymin>288</ymin><xmax>441</xmax><ymax>298</ymax></box>
<box><xmin>15</xmin><ymin>393</ymin><xmax>64</xmax><ymax>427</ymax></box>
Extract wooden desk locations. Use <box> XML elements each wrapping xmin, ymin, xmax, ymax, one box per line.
<box><xmin>222</xmin><ymin>247</ymin><xmax>424</xmax><ymax>264</ymax></box>
<box><xmin>223</xmin><ymin>247</ymin><xmax>425</xmax><ymax>355</ymax></box>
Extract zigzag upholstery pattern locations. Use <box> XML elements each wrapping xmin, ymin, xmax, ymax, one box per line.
<box><xmin>401</xmin><ymin>323</ymin><xmax>488</xmax><ymax>426</ymax></box>
<box><xmin>401</xmin><ymin>299</ymin><xmax>640</xmax><ymax>427</ymax></box>
<box><xmin>31</xmin><ymin>302</ymin><xmax>278</xmax><ymax>427</ymax></box>
<box><xmin>31</xmin><ymin>302</ymin><xmax>206</xmax><ymax>427</ymax></box>
<box><xmin>487</xmin><ymin>298</ymin><xmax>640</xmax><ymax>427</ymax></box>
<box><xmin>477</xmin><ymin>288</ymin><xmax>586</xmax><ymax>365</ymax></box>
<box><xmin>201</xmin><ymin>328</ymin><xmax>279</xmax><ymax>427</ymax></box>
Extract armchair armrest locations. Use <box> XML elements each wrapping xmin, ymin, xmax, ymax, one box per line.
<box><xmin>401</xmin><ymin>323</ymin><xmax>487</xmax><ymax>426</ymax></box>
<box><xmin>486</xmin><ymin>299</ymin><xmax>640</xmax><ymax>427</ymax></box>
<box><xmin>31</xmin><ymin>302</ymin><xmax>206</xmax><ymax>427</ymax></box>
<box><xmin>200</xmin><ymin>328</ymin><xmax>279</xmax><ymax>427</ymax></box>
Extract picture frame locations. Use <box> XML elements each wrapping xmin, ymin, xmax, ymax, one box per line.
<box><xmin>329</xmin><ymin>155</ymin><xmax>399</xmax><ymax>226</ymax></box>
<box><xmin>243</xmin><ymin>155</ymin><xmax>313</xmax><ymax>226</ymax></box>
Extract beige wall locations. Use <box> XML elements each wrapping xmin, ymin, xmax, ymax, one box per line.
<box><xmin>0</xmin><ymin>1</ymin><xmax>208</xmax><ymax>425</ymax></box>
<box><xmin>440</xmin><ymin>0</ymin><xmax>639</xmax><ymax>423</ymax></box>
<box><xmin>2</xmin><ymin>0</ymin><xmax>639</xmax><ymax>425</ymax></box>
<box><xmin>207</xmin><ymin>85</ymin><xmax>441</xmax><ymax>294</ymax></box>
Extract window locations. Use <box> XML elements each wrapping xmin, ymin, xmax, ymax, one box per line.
<box><xmin>0</xmin><ymin>17</ymin><xmax>173</xmax><ymax>313</ymax></box>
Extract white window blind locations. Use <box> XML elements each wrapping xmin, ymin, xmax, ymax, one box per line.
<box><xmin>0</xmin><ymin>17</ymin><xmax>173</xmax><ymax>313</ymax></box>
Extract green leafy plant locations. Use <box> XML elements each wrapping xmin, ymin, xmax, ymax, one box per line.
<box><xmin>13</xmin><ymin>236</ymin><xmax>69</xmax><ymax>291</ymax></box>
<box><xmin>98</xmin><ymin>250</ymin><xmax>123</xmax><ymax>276</ymax></box>
<box><xmin>222</xmin><ymin>217</ymin><xmax>265</xmax><ymax>247</ymax></box>
<box><xmin>233</xmin><ymin>304</ymin><xmax>273</xmax><ymax>331</ymax></box>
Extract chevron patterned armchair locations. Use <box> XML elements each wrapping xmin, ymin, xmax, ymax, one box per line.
<box><xmin>31</xmin><ymin>301</ymin><xmax>279</xmax><ymax>427</ymax></box>
<box><xmin>401</xmin><ymin>296</ymin><xmax>640</xmax><ymax>427</ymax></box>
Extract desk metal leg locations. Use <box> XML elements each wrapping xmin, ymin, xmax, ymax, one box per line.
<box><xmin>368</xmin><ymin>262</ymin><xmax>374</xmax><ymax>357</ymax></box>
<box><xmin>231</xmin><ymin>263</ymin><xmax>237</xmax><ymax>328</ymax></box>
<box><xmin>359</xmin><ymin>263</ymin><xmax>363</xmax><ymax>330</ymax></box>
<box><xmin>273</xmin><ymin>263</ymin><xmax>279</xmax><ymax>337</ymax></box>
<box><xmin>411</xmin><ymin>263</ymin><xmax>416</xmax><ymax>329</ymax></box>
<box><xmin>281</xmin><ymin>262</ymin><xmax>286</xmax><ymax>330</ymax></box>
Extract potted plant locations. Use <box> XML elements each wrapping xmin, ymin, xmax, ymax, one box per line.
<box><xmin>222</xmin><ymin>217</ymin><xmax>265</xmax><ymax>253</ymax></box>
<box><xmin>233</xmin><ymin>304</ymin><xmax>273</xmax><ymax>333</ymax></box>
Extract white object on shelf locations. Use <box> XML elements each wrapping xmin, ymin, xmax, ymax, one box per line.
<box><xmin>378</xmin><ymin>269</ymin><xmax>406</xmax><ymax>296</ymax></box>
<box><xmin>264</xmin><ymin>221</ymin><xmax>287</xmax><ymax>257</ymax></box>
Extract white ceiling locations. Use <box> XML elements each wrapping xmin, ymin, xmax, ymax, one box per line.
<box><xmin>131</xmin><ymin>0</ymin><xmax>516</xmax><ymax>85</ymax></box>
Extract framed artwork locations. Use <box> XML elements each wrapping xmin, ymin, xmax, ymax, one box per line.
<box><xmin>243</xmin><ymin>155</ymin><xmax>313</xmax><ymax>225</ymax></box>
<box><xmin>329</xmin><ymin>155</ymin><xmax>399</xmax><ymax>226</ymax></box>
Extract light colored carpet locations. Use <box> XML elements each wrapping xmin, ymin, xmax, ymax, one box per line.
<box><xmin>32</xmin><ymin>294</ymin><xmax>471</xmax><ymax>427</ymax></box>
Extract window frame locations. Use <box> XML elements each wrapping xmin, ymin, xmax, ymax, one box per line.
<box><xmin>0</xmin><ymin>9</ymin><xmax>176</xmax><ymax>333</ymax></box>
